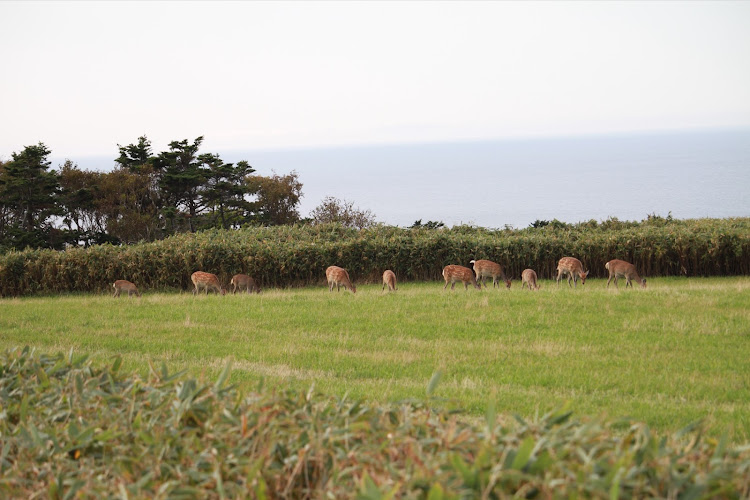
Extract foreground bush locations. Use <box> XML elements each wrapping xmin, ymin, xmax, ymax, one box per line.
<box><xmin>1</xmin><ymin>217</ymin><xmax>748</xmax><ymax>296</ymax></box>
<box><xmin>1</xmin><ymin>347</ymin><xmax>749</xmax><ymax>498</ymax></box>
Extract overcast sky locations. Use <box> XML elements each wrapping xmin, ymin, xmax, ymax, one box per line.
<box><xmin>2</xmin><ymin>1</ymin><xmax>749</xmax><ymax>160</ymax></box>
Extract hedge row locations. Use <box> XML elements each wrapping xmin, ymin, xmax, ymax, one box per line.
<box><xmin>0</xmin><ymin>218</ymin><xmax>748</xmax><ymax>296</ymax></box>
<box><xmin>1</xmin><ymin>347</ymin><xmax>749</xmax><ymax>498</ymax></box>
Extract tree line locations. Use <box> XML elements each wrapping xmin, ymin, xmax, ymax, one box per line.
<box><xmin>0</xmin><ymin>136</ymin><xmax>309</xmax><ymax>251</ymax></box>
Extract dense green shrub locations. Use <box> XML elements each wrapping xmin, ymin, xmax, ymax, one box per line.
<box><xmin>1</xmin><ymin>347</ymin><xmax>748</xmax><ymax>498</ymax></box>
<box><xmin>1</xmin><ymin>217</ymin><xmax>748</xmax><ymax>296</ymax></box>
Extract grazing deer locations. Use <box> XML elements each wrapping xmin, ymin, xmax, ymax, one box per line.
<box><xmin>112</xmin><ymin>280</ymin><xmax>140</xmax><ymax>298</ymax></box>
<box><xmin>442</xmin><ymin>265</ymin><xmax>481</xmax><ymax>290</ymax></box>
<box><xmin>556</xmin><ymin>257</ymin><xmax>589</xmax><ymax>288</ymax></box>
<box><xmin>191</xmin><ymin>271</ymin><xmax>226</xmax><ymax>295</ymax></box>
<box><xmin>382</xmin><ymin>270</ymin><xmax>397</xmax><ymax>292</ymax></box>
<box><xmin>521</xmin><ymin>269</ymin><xmax>539</xmax><ymax>291</ymax></box>
<box><xmin>470</xmin><ymin>259</ymin><xmax>512</xmax><ymax>289</ymax></box>
<box><xmin>230</xmin><ymin>274</ymin><xmax>261</xmax><ymax>294</ymax></box>
<box><xmin>605</xmin><ymin>259</ymin><xmax>646</xmax><ymax>289</ymax></box>
<box><xmin>326</xmin><ymin>266</ymin><xmax>356</xmax><ymax>293</ymax></box>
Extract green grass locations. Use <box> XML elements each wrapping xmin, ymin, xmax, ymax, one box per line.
<box><xmin>2</xmin><ymin>277</ymin><xmax>749</xmax><ymax>441</ymax></box>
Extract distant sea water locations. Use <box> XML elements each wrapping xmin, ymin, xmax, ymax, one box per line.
<box><xmin>64</xmin><ymin>129</ymin><xmax>750</xmax><ymax>229</ymax></box>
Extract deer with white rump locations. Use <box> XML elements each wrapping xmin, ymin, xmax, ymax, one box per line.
<box><xmin>470</xmin><ymin>259</ymin><xmax>512</xmax><ymax>289</ymax></box>
<box><xmin>382</xmin><ymin>270</ymin><xmax>397</xmax><ymax>292</ymax></box>
<box><xmin>605</xmin><ymin>259</ymin><xmax>646</xmax><ymax>289</ymax></box>
<box><xmin>555</xmin><ymin>257</ymin><xmax>589</xmax><ymax>288</ymax></box>
<box><xmin>113</xmin><ymin>280</ymin><xmax>141</xmax><ymax>298</ymax></box>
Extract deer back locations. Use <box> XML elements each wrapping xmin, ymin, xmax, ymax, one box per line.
<box><xmin>383</xmin><ymin>270</ymin><xmax>397</xmax><ymax>291</ymax></box>
<box><xmin>521</xmin><ymin>269</ymin><xmax>538</xmax><ymax>289</ymax></box>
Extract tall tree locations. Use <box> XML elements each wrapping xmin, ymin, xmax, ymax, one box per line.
<box><xmin>246</xmin><ymin>172</ymin><xmax>303</xmax><ymax>226</ymax></box>
<box><xmin>115</xmin><ymin>135</ymin><xmax>153</xmax><ymax>173</ymax></box>
<box><xmin>0</xmin><ymin>143</ymin><xmax>62</xmax><ymax>249</ymax></box>
<box><xmin>58</xmin><ymin>160</ymin><xmax>107</xmax><ymax>246</ymax></box>
<box><xmin>115</xmin><ymin>135</ymin><xmax>163</xmax><ymax>238</ymax></box>
<box><xmin>201</xmin><ymin>156</ymin><xmax>256</xmax><ymax>229</ymax></box>
<box><xmin>155</xmin><ymin>137</ymin><xmax>207</xmax><ymax>233</ymax></box>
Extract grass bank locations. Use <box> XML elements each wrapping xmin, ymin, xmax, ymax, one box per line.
<box><xmin>1</xmin><ymin>276</ymin><xmax>748</xmax><ymax>441</ymax></box>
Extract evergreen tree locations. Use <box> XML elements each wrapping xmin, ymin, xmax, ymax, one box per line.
<box><xmin>200</xmin><ymin>155</ymin><xmax>256</xmax><ymax>229</ymax></box>
<box><xmin>0</xmin><ymin>143</ymin><xmax>62</xmax><ymax>249</ymax></box>
<box><xmin>155</xmin><ymin>137</ymin><xmax>207</xmax><ymax>233</ymax></box>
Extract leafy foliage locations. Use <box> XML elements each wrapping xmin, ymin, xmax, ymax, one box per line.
<box><xmin>1</xmin><ymin>217</ymin><xmax>748</xmax><ymax>296</ymax></box>
<box><xmin>2</xmin><ymin>137</ymin><xmax>306</xmax><ymax>250</ymax></box>
<box><xmin>1</xmin><ymin>347</ymin><xmax>748</xmax><ymax>498</ymax></box>
<box><xmin>246</xmin><ymin>172</ymin><xmax>303</xmax><ymax>226</ymax></box>
<box><xmin>310</xmin><ymin>196</ymin><xmax>378</xmax><ymax>229</ymax></box>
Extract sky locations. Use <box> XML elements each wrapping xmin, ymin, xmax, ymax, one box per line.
<box><xmin>1</xmin><ymin>0</ymin><xmax>749</xmax><ymax>161</ymax></box>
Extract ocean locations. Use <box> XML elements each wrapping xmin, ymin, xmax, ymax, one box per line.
<box><xmin>61</xmin><ymin>128</ymin><xmax>750</xmax><ymax>229</ymax></box>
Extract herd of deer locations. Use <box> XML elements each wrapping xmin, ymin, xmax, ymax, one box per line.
<box><xmin>112</xmin><ymin>257</ymin><xmax>646</xmax><ymax>298</ymax></box>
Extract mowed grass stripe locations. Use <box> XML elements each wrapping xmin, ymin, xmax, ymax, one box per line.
<box><xmin>1</xmin><ymin>277</ymin><xmax>748</xmax><ymax>440</ymax></box>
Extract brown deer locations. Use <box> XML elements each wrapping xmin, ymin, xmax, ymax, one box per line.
<box><xmin>326</xmin><ymin>266</ymin><xmax>356</xmax><ymax>293</ymax></box>
<box><xmin>605</xmin><ymin>259</ymin><xmax>646</xmax><ymax>289</ymax></box>
<box><xmin>191</xmin><ymin>271</ymin><xmax>226</xmax><ymax>295</ymax></box>
<box><xmin>112</xmin><ymin>280</ymin><xmax>140</xmax><ymax>298</ymax></box>
<box><xmin>521</xmin><ymin>269</ymin><xmax>539</xmax><ymax>291</ymax></box>
<box><xmin>556</xmin><ymin>257</ymin><xmax>589</xmax><ymax>288</ymax></box>
<box><xmin>443</xmin><ymin>265</ymin><xmax>481</xmax><ymax>290</ymax></box>
<box><xmin>382</xmin><ymin>270</ymin><xmax>397</xmax><ymax>292</ymax></box>
<box><xmin>230</xmin><ymin>274</ymin><xmax>261</xmax><ymax>294</ymax></box>
<box><xmin>470</xmin><ymin>259</ymin><xmax>512</xmax><ymax>289</ymax></box>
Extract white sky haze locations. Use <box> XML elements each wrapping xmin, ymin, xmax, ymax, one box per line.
<box><xmin>2</xmin><ymin>0</ymin><xmax>749</xmax><ymax>159</ymax></box>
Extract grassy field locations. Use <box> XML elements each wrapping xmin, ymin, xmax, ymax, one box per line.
<box><xmin>1</xmin><ymin>276</ymin><xmax>749</xmax><ymax>441</ymax></box>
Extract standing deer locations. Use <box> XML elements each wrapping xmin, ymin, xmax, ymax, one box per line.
<box><xmin>470</xmin><ymin>259</ymin><xmax>512</xmax><ymax>289</ymax></box>
<box><xmin>326</xmin><ymin>266</ymin><xmax>356</xmax><ymax>293</ymax></box>
<box><xmin>191</xmin><ymin>271</ymin><xmax>226</xmax><ymax>295</ymax></box>
<box><xmin>605</xmin><ymin>259</ymin><xmax>646</xmax><ymax>289</ymax></box>
<box><xmin>556</xmin><ymin>257</ymin><xmax>589</xmax><ymax>288</ymax></box>
<box><xmin>521</xmin><ymin>269</ymin><xmax>539</xmax><ymax>291</ymax></box>
<box><xmin>442</xmin><ymin>265</ymin><xmax>481</xmax><ymax>290</ymax></box>
<box><xmin>112</xmin><ymin>280</ymin><xmax>140</xmax><ymax>298</ymax></box>
<box><xmin>230</xmin><ymin>274</ymin><xmax>261</xmax><ymax>294</ymax></box>
<box><xmin>382</xmin><ymin>270</ymin><xmax>397</xmax><ymax>292</ymax></box>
